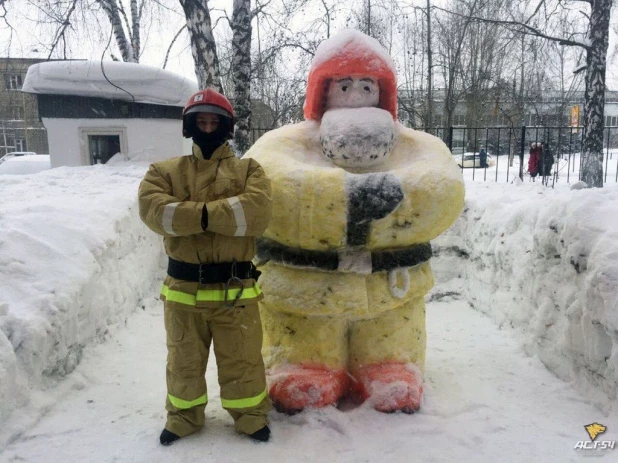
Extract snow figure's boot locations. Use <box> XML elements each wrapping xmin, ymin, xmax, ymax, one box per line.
<box><xmin>351</xmin><ymin>362</ymin><xmax>423</xmax><ymax>413</ymax></box>
<box><xmin>268</xmin><ymin>365</ymin><xmax>350</xmax><ymax>414</ymax></box>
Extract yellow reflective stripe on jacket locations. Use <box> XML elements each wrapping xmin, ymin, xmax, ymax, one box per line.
<box><xmin>161</xmin><ymin>284</ymin><xmax>262</xmax><ymax>305</ymax></box>
<box><xmin>220</xmin><ymin>388</ymin><xmax>268</xmax><ymax>409</ymax></box>
<box><xmin>168</xmin><ymin>393</ymin><xmax>207</xmax><ymax>410</ymax></box>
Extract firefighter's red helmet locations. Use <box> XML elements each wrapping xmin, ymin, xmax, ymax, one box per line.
<box><xmin>182</xmin><ymin>88</ymin><xmax>235</xmax><ymax>138</ymax></box>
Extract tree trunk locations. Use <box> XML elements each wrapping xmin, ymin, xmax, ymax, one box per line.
<box><xmin>232</xmin><ymin>0</ymin><xmax>252</xmax><ymax>155</ymax></box>
<box><xmin>426</xmin><ymin>0</ymin><xmax>432</xmax><ymax>129</ymax></box>
<box><xmin>98</xmin><ymin>0</ymin><xmax>136</xmax><ymax>62</ymax></box>
<box><xmin>179</xmin><ymin>0</ymin><xmax>222</xmax><ymax>91</ymax></box>
<box><xmin>581</xmin><ymin>0</ymin><xmax>611</xmax><ymax>188</ymax></box>
<box><xmin>130</xmin><ymin>0</ymin><xmax>140</xmax><ymax>60</ymax></box>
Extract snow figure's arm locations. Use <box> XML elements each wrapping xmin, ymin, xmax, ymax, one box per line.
<box><xmin>346</xmin><ymin>173</ymin><xmax>404</xmax><ymax>246</ymax></box>
<box><xmin>206</xmin><ymin>158</ymin><xmax>273</xmax><ymax>237</ymax></box>
<box><xmin>138</xmin><ymin>164</ymin><xmax>205</xmax><ymax>237</ymax></box>
<box><xmin>369</xmin><ymin>129</ymin><xmax>465</xmax><ymax>248</ymax></box>
<box><xmin>245</xmin><ymin>123</ymin><xmax>348</xmax><ymax>250</ymax></box>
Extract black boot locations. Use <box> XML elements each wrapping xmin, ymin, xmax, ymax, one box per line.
<box><xmin>249</xmin><ymin>425</ymin><xmax>270</xmax><ymax>442</ymax></box>
<box><xmin>160</xmin><ymin>428</ymin><xmax>181</xmax><ymax>446</ymax></box>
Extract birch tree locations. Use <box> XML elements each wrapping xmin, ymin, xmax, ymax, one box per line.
<box><xmin>231</xmin><ymin>0</ymin><xmax>252</xmax><ymax>153</ymax></box>
<box><xmin>96</xmin><ymin>0</ymin><xmax>142</xmax><ymax>62</ymax></box>
<box><xmin>179</xmin><ymin>0</ymin><xmax>222</xmax><ymax>91</ymax></box>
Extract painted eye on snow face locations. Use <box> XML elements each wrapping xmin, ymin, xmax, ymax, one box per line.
<box><xmin>364</xmin><ymin>86</ymin><xmax>371</xmax><ymax>92</ymax></box>
<box><xmin>342</xmin><ymin>85</ymin><xmax>348</xmax><ymax>92</ymax></box>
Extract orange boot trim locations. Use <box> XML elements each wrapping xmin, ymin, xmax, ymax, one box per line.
<box><xmin>351</xmin><ymin>362</ymin><xmax>423</xmax><ymax>414</ymax></box>
<box><xmin>268</xmin><ymin>365</ymin><xmax>350</xmax><ymax>414</ymax></box>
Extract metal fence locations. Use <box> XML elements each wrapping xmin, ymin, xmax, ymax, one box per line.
<box><xmin>250</xmin><ymin>125</ymin><xmax>618</xmax><ymax>185</ymax></box>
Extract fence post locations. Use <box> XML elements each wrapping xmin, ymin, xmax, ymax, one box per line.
<box><xmin>519</xmin><ymin>125</ymin><xmax>526</xmax><ymax>180</ymax></box>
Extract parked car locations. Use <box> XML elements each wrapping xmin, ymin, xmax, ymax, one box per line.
<box><xmin>0</xmin><ymin>151</ymin><xmax>38</xmax><ymax>165</ymax></box>
<box><xmin>453</xmin><ymin>152</ymin><xmax>496</xmax><ymax>168</ymax></box>
<box><xmin>0</xmin><ymin>154</ymin><xmax>51</xmax><ymax>174</ymax></box>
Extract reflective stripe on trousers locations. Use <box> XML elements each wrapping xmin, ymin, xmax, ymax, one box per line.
<box><xmin>160</xmin><ymin>283</ymin><xmax>262</xmax><ymax>305</ymax></box>
<box><xmin>168</xmin><ymin>388</ymin><xmax>267</xmax><ymax>410</ymax></box>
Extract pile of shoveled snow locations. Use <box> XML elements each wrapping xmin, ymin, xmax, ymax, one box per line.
<box><xmin>433</xmin><ymin>181</ymin><xmax>618</xmax><ymax>412</ymax></box>
<box><xmin>0</xmin><ymin>164</ymin><xmax>165</xmax><ymax>436</ymax></box>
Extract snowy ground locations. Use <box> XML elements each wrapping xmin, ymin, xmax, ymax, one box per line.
<box><xmin>1</xmin><ymin>159</ymin><xmax>617</xmax><ymax>461</ymax></box>
<box><xmin>4</xmin><ymin>296</ymin><xmax>616</xmax><ymax>463</ymax></box>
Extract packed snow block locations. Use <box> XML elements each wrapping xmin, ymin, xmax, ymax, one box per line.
<box><xmin>432</xmin><ymin>184</ymin><xmax>618</xmax><ymax>410</ymax></box>
<box><xmin>0</xmin><ymin>165</ymin><xmax>165</xmax><ymax>436</ymax></box>
<box><xmin>246</xmin><ymin>121</ymin><xmax>464</xmax><ymax>413</ymax></box>
<box><xmin>245</xmin><ymin>29</ymin><xmax>464</xmax><ymax>414</ymax></box>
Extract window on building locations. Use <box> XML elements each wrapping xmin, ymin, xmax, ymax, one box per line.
<box><xmin>606</xmin><ymin>116</ymin><xmax>618</xmax><ymax>127</ymax></box>
<box><xmin>88</xmin><ymin>135</ymin><xmax>121</xmax><ymax>164</ymax></box>
<box><xmin>524</xmin><ymin>114</ymin><xmax>539</xmax><ymax>127</ymax></box>
<box><xmin>15</xmin><ymin>139</ymin><xmax>26</xmax><ymax>151</ymax></box>
<box><xmin>11</xmin><ymin>105</ymin><xmax>23</xmax><ymax>120</ymax></box>
<box><xmin>453</xmin><ymin>114</ymin><xmax>466</xmax><ymax>126</ymax></box>
<box><xmin>5</xmin><ymin>74</ymin><xmax>23</xmax><ymax>90</ymax></box>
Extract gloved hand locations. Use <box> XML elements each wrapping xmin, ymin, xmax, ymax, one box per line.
<box><xmin>201</xmin><ymin>205</ymin><xmax>208</xmax><ymax>230</ymax></box>
<box><xmin>346</xmin><ymin>173</ymin><xmax>404</xmax><ymax>246</ymax></box>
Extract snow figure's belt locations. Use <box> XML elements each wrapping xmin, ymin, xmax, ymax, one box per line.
<box><xmin>256</xmin><ymin>238</ymin><xmax>432</xmax><ymax>275</ymax></box>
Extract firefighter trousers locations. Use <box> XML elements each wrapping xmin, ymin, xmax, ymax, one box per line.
<box><xmin>163</xmin><ymin>302</ymin><xmax>271</xmax><ymax>437</ymax></box>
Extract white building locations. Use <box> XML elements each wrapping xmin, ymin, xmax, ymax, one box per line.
<box><xmin>23</xmin><ymin>60</ymin><xmax>197</xmax><ymax>167</ymax></box>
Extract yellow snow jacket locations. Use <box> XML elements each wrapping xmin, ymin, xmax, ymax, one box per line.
<box><xmin>138</xmin><ymin>142</ymin><xmax>272</xmax><ymax>310</ymax></box>
<box><xmin>245</xmin><ymin>122</ymin><xmax>464</xmax><ymax>318</ymax></box>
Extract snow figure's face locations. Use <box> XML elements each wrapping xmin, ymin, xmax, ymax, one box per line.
<box><xmin>325</xmin><ymin>77</ymin><xmax>380</xmax><ymax>110</ymax></box>
<box><xmin>320</xmin><ymin>76</ymin><xmax>395</xmax><ymax>169</ymax></box>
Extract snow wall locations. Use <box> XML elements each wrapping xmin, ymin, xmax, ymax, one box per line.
<box><xmin>432</xmin><ymin>183</ymin><xmax>618</xmax><ymax>411</ymax></box>
<box><xmin>0</xmin><ymin>164</ymin><xmax>166</xmax><ymax>445</ymax></box>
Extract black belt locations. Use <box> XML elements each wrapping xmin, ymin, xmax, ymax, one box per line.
<box><xmin>256</xmin><ymin>238</ymin><xmax>432</xmax><ymax>273</ymax></box>
<box><xmin>167</xmin><ymin>258</ymin><xmax>258</xmax><ymax>284</ymax></box>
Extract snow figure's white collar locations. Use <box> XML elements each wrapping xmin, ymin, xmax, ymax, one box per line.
<box><xmin>319</xmin><ymin>107</ymin><xmax>395</xmax><ymax>169</ymax></box>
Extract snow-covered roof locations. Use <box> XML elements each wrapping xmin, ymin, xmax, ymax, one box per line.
<box><xmin>22</xmin><ymin>60</ymin><xmax>198</xmax><ymax>107</ymax></box>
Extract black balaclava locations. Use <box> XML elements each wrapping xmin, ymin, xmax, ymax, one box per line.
<box><xmin>186</xmin><ymin>113</ymin><xmax>232</xmax><ymax>160</ymax></box>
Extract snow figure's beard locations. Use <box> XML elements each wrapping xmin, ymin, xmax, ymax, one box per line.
<box><xmin>320</xmin><ymin>107</ymin><xmax>395</xmax><ymax>168</ymax></box>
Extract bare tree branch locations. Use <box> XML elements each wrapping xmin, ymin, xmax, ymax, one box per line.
<box><xmin>163</xmin><ymin>24</ymin><xmax>186</xmax><ymax>69</ymax></box>
<box><xmin>433</xmin><ymin>4</ymin><xmax>590</xmax><ymax>49</ymax></box>
<box><xmin>47</xmin><ymin>0</ymin><xmax>79</xmax><ymax>59</ymax></box>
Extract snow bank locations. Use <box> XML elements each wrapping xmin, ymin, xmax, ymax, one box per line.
<box><xmin>0</xmin><ymin>164</ymin><xmax>165</xmax><ymax>438</ymax></box>
<box><xmin>23</xmin><ymin>60</ymin><xmax>198</xmax><ymax>107</ymax></box>
<box><xmin>433</xmin><ymin>182</ymin><xmax>618</xmax><ymax>411</ymax></box>
<box><xmin>0</xmin><ymin>155</ymin><xmax>51</xmax><ymax>175</ymax></box>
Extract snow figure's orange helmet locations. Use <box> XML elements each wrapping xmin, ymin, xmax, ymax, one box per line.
<box><xmin>303</xmin><ymin>30</ymin><xmax>398</xmax><ymax>122</ymax></box>
<box><xmin>182</xmin><ymin>88</ymin><xmax>235</xmax><ymax>138</ymax></box>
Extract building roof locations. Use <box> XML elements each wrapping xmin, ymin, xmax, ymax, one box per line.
<box><xmin>22</xmin><ymin>60</ymin><xmax>198</xmax><ymax>107</ymax></box>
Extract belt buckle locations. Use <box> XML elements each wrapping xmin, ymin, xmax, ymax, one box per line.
<box><xmin>337</xmin><ymin>250</ymin><xmax>372</xmax><ymax>274</ymax></box>
<box><xmin>198</xmin><ymin>263</ymin><xmax>205</xmax><ymax>284</ymax></box>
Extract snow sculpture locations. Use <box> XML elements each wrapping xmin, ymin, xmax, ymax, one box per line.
<box><xmin>245</xmin><ymin>30</ymin><xmax>465</xmax><ymax>414</ymax></box>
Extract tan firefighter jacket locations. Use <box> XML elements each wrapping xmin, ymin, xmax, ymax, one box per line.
<box><xmin>138</xmin><ymin>142</ymin><xmax>272</xmax><ymax>310</ymax></box>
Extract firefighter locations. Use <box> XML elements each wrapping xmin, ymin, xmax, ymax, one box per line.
<box><xmin>138</xmin><ymin>88</ymin><xmax>273</xmax><ymax>445</ymax></box>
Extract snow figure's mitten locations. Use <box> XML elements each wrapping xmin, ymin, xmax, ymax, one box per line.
<box><xmin>347</xmin><ymin>173</ymin><xmax>404</xmax><ymax>246</ymax></box>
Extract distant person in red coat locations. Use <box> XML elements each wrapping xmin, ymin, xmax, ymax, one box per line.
<box><xmin>528</xmin><ymin>142</ymin><xmax>541</xmax><ymax>181</ymax></box>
